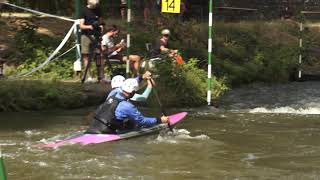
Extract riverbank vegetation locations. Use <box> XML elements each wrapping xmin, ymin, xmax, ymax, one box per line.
<box><xmin>0</xmin><ymin>80</ymin><xmax>107</xmax><ymax>111</ymax></box>
<box><xmin>1</xmin><ymin>11</ymin><xmax>320</xmax><ymax>111</ymax></box>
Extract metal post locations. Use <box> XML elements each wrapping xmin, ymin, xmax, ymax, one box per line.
<box><xmin>0</xmin><ymin>147</ymin><xmax>7</xmax><ymax>180</ymax></box>
<box><xmin>126</xmin><ymin>0</ymin><xmax>131</xmax><ymax>77</ymax></box>
<box><xmin>207</xmin><ymin>0</ymin><xmax>213</xmax><ymax>105</ymax></box>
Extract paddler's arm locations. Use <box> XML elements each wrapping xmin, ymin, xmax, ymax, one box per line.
<box><xmin>130</xmin><ymin>80</ymin><xmax>153</xmax><ymax>101</ymax></box>
<box><xmin>125</xmin><ymin>103</ymin><xmax>168</xmax><ymax>127</ymax></box>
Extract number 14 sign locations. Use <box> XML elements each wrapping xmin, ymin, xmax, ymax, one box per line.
<box><xmin>161</xmin><ymin>0</ymin><xmax>181</xmax><ymax>13</ymax></box>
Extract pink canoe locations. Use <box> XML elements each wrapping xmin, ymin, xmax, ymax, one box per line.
<box><xmin>38</xmin><ymin>112</ymin><xmax>188</xmax><ymax>149</ymax></box>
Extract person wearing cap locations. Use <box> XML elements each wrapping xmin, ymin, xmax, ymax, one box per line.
<box><xmin>150</xmin><ymin>29</ymin><xmax>178</xmax><ymax>58</ymax></box>
<box><xmin>106</xmin><ymin>71</ymin><xmax>153</xmax><ymax>101</ymax></box>
<box><xmin>86</xmin><ymin>78</ymin><xmax>169</xmax><ymax>134</ymax></box>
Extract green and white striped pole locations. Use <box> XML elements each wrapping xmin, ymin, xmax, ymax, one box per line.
<box><xmin>126</xmin><ymin>0</ymin><xmax>132</xmax><ymax>77</ymax></box>
<box><xmin>0</xmin><ymin>147</ymin><xmax>7</xmax><ymax>180</ymax></box>
<box><xmin>207</xmin><ymin>0</ymin><xmax>213</xmax><ymax>105</ymax></box>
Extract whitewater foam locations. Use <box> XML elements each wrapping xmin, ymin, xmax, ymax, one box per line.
<box><xmin>24</xmin><ymin>130</ymin><xmax>42</xmax><ymax>136</ymax></box>
<box><xmin>153</xmin><ymin>129</ymin><xmax>210</xmax><ymax>144</ymax></box>
<box><xmin>249</xmin><ymin>107</ymin><xmax>320</xmax><ymax>115</ymax></box>
<box><xmin>0</xmin><ymin>143</ymin><xmax>16</xmax><ymax>146</ymax></box>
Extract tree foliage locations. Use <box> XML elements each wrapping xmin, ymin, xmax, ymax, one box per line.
<box><xmin>5</xmin><ymin>0</ymin><xmax>320</xmax><ymax>20</ymax></box>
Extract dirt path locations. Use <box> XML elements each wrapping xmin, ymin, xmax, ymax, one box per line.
<box><xmin>0</xmin><ymin>13</ymin><xmax>73</xmax><ymax>61</ymax></box>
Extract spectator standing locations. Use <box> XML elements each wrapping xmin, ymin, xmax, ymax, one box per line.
<box><xmin>79</xmin><ymin>0</ymin><xmax>104</xmax><ymax>82</ymax></box>
<box><xmin>120</xmin><ymin>0</ymin><xmax>127</xmax><ymax>20</ymax></box>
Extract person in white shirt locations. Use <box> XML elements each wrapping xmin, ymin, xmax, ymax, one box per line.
<box><xmin>101</xmin><ymin>25</ymin><xmax>141</xmax><ymax>75</ymax></box>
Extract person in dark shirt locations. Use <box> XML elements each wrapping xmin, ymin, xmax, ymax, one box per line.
<box><xmin>150</xmin><ymin>29</ymin><xmax>178</xmax><ymax>58</ymax></box>
<box><xmin>79</xmin><ymin>0</ymin><xmax>104</xmax><ymax>82</ymax></box>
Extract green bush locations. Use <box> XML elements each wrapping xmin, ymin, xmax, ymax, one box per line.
<box><xmin>211</xmin><ymin>21</ymin><xmax>300</xmax><ymax>85</ymax></box>
<box><xmin>12</xmin><ymin>21</ymin><xmax>75</xmax><ymax>80</ymax></box>
<box><xmin>149</xmin><ymin>58</ymin><xmax>228</xmax><ymax>107</ymax></box>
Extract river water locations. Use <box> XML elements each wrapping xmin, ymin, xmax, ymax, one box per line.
<box><xmin>1</xmin><ymin>81</ymin><xmax>320</xmax><ymax>180</ymax></box>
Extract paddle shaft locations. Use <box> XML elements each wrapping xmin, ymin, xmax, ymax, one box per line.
<box><xmin>149</xmin><ymin>79</ymin><xmax>173</xmax><ymax>131</ymax></box>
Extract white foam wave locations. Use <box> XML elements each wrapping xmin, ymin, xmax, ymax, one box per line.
<box><xmin>242</xmin><ymin>153</ymin><xmax>259</xmax><ymax>161</ymax></box>
<box><xmin>249</xmin><ymin>107</ymin><xmax>320</xmax><ymax>115</ymax></box>
<box><xmin>0</xmin><ymin>143</ymin><xmax>16</xmax><ymax>146</ymax></box>
<box><xmin>23</xmin><ymin>161</ymin><xmax>48</xmax><ymax>167</ymax></box>
<box><xmin>60</xmin><ymin>175</ymin><xmax>142</xmax><ymax>180</ymax></box>
<box><xmin>85</xmin><ymin>158</ymin><xmax>107</xmax><ymax>167</ymax></box>
<box><xmin>24</xmin><ymin>130</ymin><xmax>42</xmax><ymax>136</ymax></box>
<box><xmin>39</xmin><ymin>131</ymin><xmax>83</xmax><ymax>143</ymax></box>
<box><xmin>160</xmin><ymin>170</ymin><xmax>192</xmax><ymax>174</ymax></box>
<box><xmin>153</xmin><ymin>129</ymin><xmax>210</xmax><ymax>144</ymax></box>
<box><xmin>115</xmin><ymin>154</ymin><xmax>136</xmax><ymax>162</ymax></box>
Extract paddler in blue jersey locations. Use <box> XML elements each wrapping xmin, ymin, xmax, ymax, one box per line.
<box><xmin>86</xmin><ymin>78</ymin><xmax>169</xmax><ymax>134</ymax></box>
<box><xmin>107</xmin><ymin>71</ymin><xmax>153</xmax><ymax>101</ymax></box>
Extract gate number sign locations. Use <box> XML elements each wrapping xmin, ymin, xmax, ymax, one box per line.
<box><xmin>161</xmin><ymin>0</ymin><xmax>181</xmax><ymax>13</ymax></box>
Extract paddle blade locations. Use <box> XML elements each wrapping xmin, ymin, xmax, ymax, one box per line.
<box><xmin>168</xmin><ymin>112</ymin><xmax>188</xmax><ymax>125</ymax></box>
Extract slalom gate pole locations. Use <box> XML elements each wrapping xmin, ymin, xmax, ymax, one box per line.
<box><xmin>126</xmin><ymin>0</ymin><xmax>132</xmax><ymax>77</ymax></box>
<box><xmin>0</xmin><ymin>147</ymin><xmax>7</xmax><ymax>180</ymax></box>
<box><xmin>298</xmin><ymin>14</ymin><xmax>303</xmax><ymax>79</ymax></box>
<box><xmin>207</xmin><ymin>0</ymin><xmax>213</xmax><ymax>105</ymax></box>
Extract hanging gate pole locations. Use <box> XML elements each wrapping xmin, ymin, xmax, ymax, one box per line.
<box><xmin>298</xmin><ymin>18</ymin><xmax>303</xmax><ymax>79</ymax></box>
<box><xmin>126</xmin><ymin>0</ymin><xmax>132</xmax><ymax>77</ymax></box>
<box><xmin>207</xmin><ymin>0</ymin><xmax>213</xmax><ymax>105</ymax></box>
<box><xmin>74</xmin><ymin>0</ymin><xmax>81</xmax><ymax>73</ymax></box>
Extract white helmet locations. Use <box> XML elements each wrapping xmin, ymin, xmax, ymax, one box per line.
<box><xmin>111</xmin><ymin>75</ymin><xmax>125</xmax><ymax>88</ymax></box>
<box><xmin>121</xmin><ymin>78</ymin><xmax>139</xmax><ymax>93</ymax></box>
<box><xmin>161</xmin><ymin>29</ymin><xmax>170</xmax><ymax>35</ymax></box>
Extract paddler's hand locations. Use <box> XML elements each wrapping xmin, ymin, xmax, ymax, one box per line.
<box><xmin>147</xmin><ymin>78</ymin><xmax>155</xmax><ymax>88</ymax></box>
<box><xmin>160</xmin><ymin>116</ymin><xmax>169</xmax><ymax>123</ymax></box>
<box><xmin>142</xmin><ymin>71</ymin><xmax>152</xmax><ymax>80</ymax></box>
